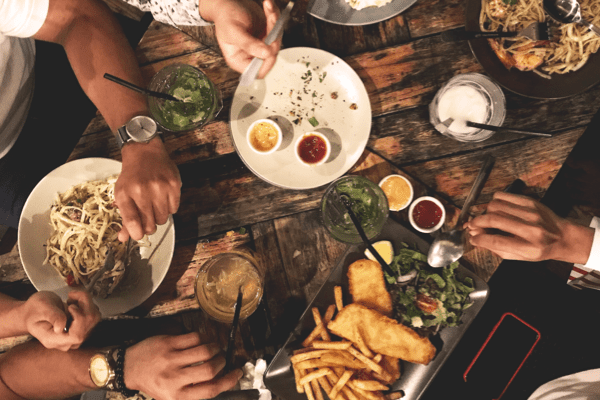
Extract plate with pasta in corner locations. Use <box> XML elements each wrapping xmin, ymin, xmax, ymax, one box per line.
<box><xmin>18</xmin><ymin>157</ymin><xmax>175</xmax><ymax>317</ymax></box>
<box><xmin>465</xmin><ymin>0</ymin><xmax>600</xmax><ymax>99</ymax></box>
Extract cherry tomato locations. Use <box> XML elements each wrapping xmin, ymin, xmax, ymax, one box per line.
<box><xmin>416</xmin><ymin>293</ymin><xmax>438</xmax><ymax>313</ymax></box>
<box><xmin>66</xmin><ymin>273</ymin><xmax>76</xmax><ymax>287</ymax></box>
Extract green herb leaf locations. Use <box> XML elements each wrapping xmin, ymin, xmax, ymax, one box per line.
<box><xmin>308</xmin><ymin>117</ymin><xmax>319</xmax><ymax>127</ymax></box>
<box><xmin>239</xmin><ymin>227</ymin><xmax>247</xmax><ymax>235</ymax></box>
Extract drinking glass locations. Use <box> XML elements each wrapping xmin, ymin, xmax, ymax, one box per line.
<box><xmin>148</xmin><ymin>63</ymin><xmax>223</xmax><ymax>133</ymax></box>
<box><xmin>194</xmin><ymin>250</ymin><xmax>263</xmax><ymax>323</ymax></box>
<box><xmin>321</xmin><ymin>175</ymin><xmax>389</xmax><ymax>244</ymax></box>
<box><xmin>429</xmin><ymin>73</ymin><xmax>506</xmax><ymax>142</ymax></box>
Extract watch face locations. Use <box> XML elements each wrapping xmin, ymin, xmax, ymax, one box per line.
<box><xmin>90</xmin><ymin>355</ymin><xmax>110</xmax><ymax>387</ymax></box>
<box><xmin>126</xmin><ymin>116</ymin><xmax>157</xmax><ymax>142</ymax></box>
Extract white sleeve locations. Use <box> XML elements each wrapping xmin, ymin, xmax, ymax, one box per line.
<box><xmin>580</xmin><ymin>216</ymin><xmax>600</xmax><ymax>271</ymax></box>
<box><xmin>0</xmin><ymin>0</ymin><xmax>50</xmax><ymax>38</ymax></box>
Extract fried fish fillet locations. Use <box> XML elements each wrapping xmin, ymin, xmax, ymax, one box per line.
<box><xmin>327</xmin><ymin>303</ymin><xmax>436</xmax><ymax>365</ymax></box>
<box><xmin>347</xmin><ymin>259</ymin><xmax>392</xmax><ymax>316</ymax></box>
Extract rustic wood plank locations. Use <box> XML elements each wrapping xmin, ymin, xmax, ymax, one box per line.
<box><xmin>136</xmin><ymin>21</ymin><xmax>208</xmax><ymax>66</ymax></box>
<box><xmin>404</xmin><ymin>0</ymin><xmax>466</xmax><ymax>38</ymax></box>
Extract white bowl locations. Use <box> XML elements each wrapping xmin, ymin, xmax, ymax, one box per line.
<box><xmin>246</xmin><ymin>119</ymin><xmax>282</xmax><ymax>155</ymax></box>
<box><xmin>408</xmin><ymin>196</ymin><xmax>446</xmax><ymax>233</ymax></box>
<box><xmin>378</xmin><ymin>174</ymin><xmax>414</xmax><ymax>211</ymax></box>
<box><xmin>295</xmin><ymin>132</ymin><xmax>331</xmax><ymax>166</ymax></box>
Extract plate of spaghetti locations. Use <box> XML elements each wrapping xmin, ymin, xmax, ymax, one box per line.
<box><xmin>18</xmin><ymin>158</ymin><xmax>175</xmax><ymax>317</ymax></box>
<box><xmin>466</xmin><ymin>0</ymin><xmax>600</xmax><ymax>98</ymax></box>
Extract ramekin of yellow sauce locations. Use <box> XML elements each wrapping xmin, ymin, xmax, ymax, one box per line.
<box><xmin>247</xmin><ymin>119</ymin><xmax>282</xmax><ymax>154</ymax></box>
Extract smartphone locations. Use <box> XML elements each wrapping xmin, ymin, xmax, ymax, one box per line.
<box><xmin>463</xmin><ymin>312</ymin><xmax>540</xmax><ymax>400</ymax></box>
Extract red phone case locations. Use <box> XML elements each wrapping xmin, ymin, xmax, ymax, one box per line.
<box><xmin>463</xmin><ymin>312</ymin><xmax>541</xmax><ymax>400</ymax></box>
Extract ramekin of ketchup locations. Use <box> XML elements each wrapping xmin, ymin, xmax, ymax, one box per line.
<box><xmin>295</xmin><ymin>132</ymin><xmax>331</xmax><ymax>166</ymax></box>
<box><xmin>408</xmin><ymin>196</ymin><xmax>445</xmax><ymax>233</ymax></box>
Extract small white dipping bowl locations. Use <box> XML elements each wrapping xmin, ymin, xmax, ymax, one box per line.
<box><xmin>295</xmin><ymin>132</ymin><xmax>331</xmax><ymax>167</ymax></box>
<box><xmin>408</xmin><ymin>196</ymin><xmax>446</xmax><ymax>234</ymax></box>
<box><xmin>247</xmin><ymin>119</ymin><xmax>282</xmax><ymax>155</ymax></box>
<box><xmin>378</xmin><ymin>174</ymin><xmax>414</xmax><ymax>212</ymax></box>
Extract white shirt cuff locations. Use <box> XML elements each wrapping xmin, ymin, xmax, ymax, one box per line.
<box><xmin>580</xmin><ymin>216</ymin><xmax>600</xmax><ymax>271</ymax></box>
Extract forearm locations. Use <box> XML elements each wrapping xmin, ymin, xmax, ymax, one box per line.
<box><xmin>0</xmin><ymin>341</ymin><xmax>96</xmax><ymax>399</ymax></box>
<box><xmin>0</xmin><ymin>294</ymin><xmax>28</xmax><ymax>339</ymax></box>
<box><xmin>34</xmin><ymin>0</ymin><xmax>147</xmax><ymax>131</ymax></box>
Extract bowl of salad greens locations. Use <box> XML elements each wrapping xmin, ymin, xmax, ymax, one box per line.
<box><xmin>384</xmin><ymin>243</ymin><xmax>476</xmax><ymax>337</ymax></box>
<box><xmin>321</xmin><ymin>175</ymin><xmax>389</xmax><ymax>244</ymax></box>
<box><xmin>147</xmin><ymin>63</ymin><xmax>222</xmax><ymax>133</ymax></box>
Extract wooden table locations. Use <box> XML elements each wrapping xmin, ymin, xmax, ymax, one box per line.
<box><xmin>2</xmin><ymin>0</ymin><xmax>600</xmax><ymax>389</ymax></box>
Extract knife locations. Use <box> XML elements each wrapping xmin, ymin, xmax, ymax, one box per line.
<box><xmin>238</xmin><ymin>1</ymin><xmax>295</xmax><ymax>87</ymax></box>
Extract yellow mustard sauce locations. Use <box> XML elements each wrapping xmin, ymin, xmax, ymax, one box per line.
<box><xmin>381</xmin><ymin>176</ymin><xmax>411</xmax><ymax>210</ymax></box>
<box><xmin>250</xmin><ymin>122</ymin><xmax>279</xmax><ymax>152</ymax></box>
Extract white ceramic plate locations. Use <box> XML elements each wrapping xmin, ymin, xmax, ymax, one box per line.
<box><xmin>308</xmin><ymin>0</ymin><xmax>418</xmax><ymax>26</ymax></box>
<box><xmin>18</xmin><ymin>158</ymin><xmax>175</xmax><ymax>317</ymax></box>
<box><xmin>527</xmin><ymin>369</ymin><xmax>600</xmax><ymax>400</ymax></box>
<box><xmin>230</xmin><ymin>47</ymin><xmax>372</xmax><ymax>190</ymax></box>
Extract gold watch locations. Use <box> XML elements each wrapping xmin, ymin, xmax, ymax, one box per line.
<box><xmin>89</xmin><ymin>348</ymin><xmax>117</xmax><ymax>390</ymax></box>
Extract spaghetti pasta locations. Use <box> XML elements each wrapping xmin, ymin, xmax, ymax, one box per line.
<box><xmin>479</xmin><ymin>0</ymin><xmax>600</xmax><ymax>76</ymax></box>
<box><xmin>43</xmin><ymin>176</ymin><xmax>128</xmax><ymax>298</ymax></box>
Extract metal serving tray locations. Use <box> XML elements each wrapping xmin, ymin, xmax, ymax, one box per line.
<box><xmin>264</xmin><ymin>218</ymin><xmax>490</xmax><ymax>400</ymax></box>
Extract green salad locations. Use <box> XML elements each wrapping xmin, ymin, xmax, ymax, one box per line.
<box><xmin>385</xmin><ymin>243</ymin><xmax>475</xmax><ymax>337</ymax></box>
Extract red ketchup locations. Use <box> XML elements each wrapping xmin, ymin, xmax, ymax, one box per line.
<box><xmin>297</xmin><ymin>134</ymin><xmax>327</xmax><ymax>164</ymax></box>
<box><xmin>412</xmin><ymin>200</ymin><xmax>442</xmax><ymax>229</ymax></box>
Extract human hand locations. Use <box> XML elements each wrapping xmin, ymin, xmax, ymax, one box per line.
<box><xmin>465</xmin><ymin>192</ymin><xmax>594</xmax><ymax>264</ymax></box>
<box><xmin>24</xmin><ymin>290</ymin><xmax>101</xmax><ymax>351</ymax></box>
<box><xmin>203</xmin><ymin>0</ymin><xmax>281</xmax><ymax>78</ymax></box>
<box><xmin>124</xmin><ymin>332</ymin><xmax>242</xmax><ymax>400</ymax></box>
<box><xmin>115</xmin><ymin>138</ymin><xmax>181</xmax><ymax>242</ymax></box>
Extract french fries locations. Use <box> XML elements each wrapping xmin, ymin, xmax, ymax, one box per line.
<box><xmin>291</xmin><ymin>286</ymin><xmax>403</xmax><ymax>400</ymax></box>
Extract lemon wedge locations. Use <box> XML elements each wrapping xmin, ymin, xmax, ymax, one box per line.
<box><xmin>364</xmin><ymin>240</ymin><xmax>394</xmax><ymax>265</ymax></box>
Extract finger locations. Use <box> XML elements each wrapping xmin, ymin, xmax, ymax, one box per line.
<box><xmin>116</xmin><ymin>197</ymin><xmax>145</xmax><ymax>240</ymax></box>
<box><xmin>256</xmin><ymin>51</ymin><xmax>278</xmax><ymax>79</ymax></box>
<box><xmin>168</xmin><ymin>187</ymin><xmax>181</xmax><ymax>215</ymax></box>
<box><xmin>40</xmin><ymin>304</ymin><xmax>68</xmax><ymax>334</ymax></box>
<box><xmin>469</xmin><ymin>233</ymin><xmax>540</xmax><ymax>260</ymax></box>
<box><xmin>176</xmin><ymin>343</ymin><xmax>223</xmax><ymax>367</ymax></box>
<box><xmin>466</xmin><ymin>211</ymin><xmax>534</xmax><ymax>236</ymax></box>
<box><xmin>168</xmin><ymin>331</ymin><xmax>203</xmax><ymax>350</ymax></box>
<box><xmin>68</xmin><ymin>290</ymin><xmax>101</xmax><ymax>321</ymax></box>
<box><xmin>153</xmin><ymin>200</ymin><xmax>170</xmax><ymax>228</ymax></box>
<box><xmin>118</xmin><ymin>225</ymin><xmax>131</xmax><ymax>243</ymax></box>
<box><xmin>181</xmin><ymin>369</ymin><xmax>243</xmax><ymax>400</ymax></box>
<box><xmin>492</xmin><ymin>191</ymin><xmax>538</xmax><ymax>208</ymax></box>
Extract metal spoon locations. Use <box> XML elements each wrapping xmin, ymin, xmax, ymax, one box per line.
<box><xmin>427</xmin><ymin>155</ymin><xmax>496</xmax><ymax>268</ymax></box>
<box><xmin>543</xmin><ymin>0</ymin><xmax>600</xmax><ymax>36</ymax></box>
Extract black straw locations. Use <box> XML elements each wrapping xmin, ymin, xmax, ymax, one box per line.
<box><xmin>225</xmin><ymin>288</ymin><xmax>243</xmax><ymax>371</ymax></box>
<box><xmin>339</xmin><ymin>195</ymin><xmax>395</xmax><ymax>277</ymax></box>
<box><xmin>466</xmin><ymin>121</ymin><xmax>552</xmax><ymax>138</ymax></box>
<box><xmin>103</xmin><ymin>73</ymin><xmax>181</xmax><ymax>102</ymax></box>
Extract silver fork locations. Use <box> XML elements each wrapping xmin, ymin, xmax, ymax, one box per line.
<box><xmin>442</xmin><ymin>22</ymin><xmax>560</xmax><ymax>42</ymax></box>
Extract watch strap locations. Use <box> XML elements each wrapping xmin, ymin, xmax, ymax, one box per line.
<box><xmin>114</xmin><ymin>346</ymin><xmax>139</xmax><ymax>397</ymax></box>
<box><xmin>115</xmin><ymin>125</ymin><xmax>130</xmax><ymax>149</ymax></box>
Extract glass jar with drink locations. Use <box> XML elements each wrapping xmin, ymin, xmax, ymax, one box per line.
<box><xmin>194</xmin><ymin>250</ymin><xmax>264</xmax><ymax>323</ymax></box>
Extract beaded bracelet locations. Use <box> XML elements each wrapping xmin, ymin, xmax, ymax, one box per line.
<box><xmin>114</xmin><ymin>346</ymin><xmax>139</xmax><ymax>398</ymax></box>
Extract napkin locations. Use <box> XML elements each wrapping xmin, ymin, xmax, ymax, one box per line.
<box><xmin>239</xmin><ymin>359</ymin><xmax>271</xmax><ymax>400</ymax></box>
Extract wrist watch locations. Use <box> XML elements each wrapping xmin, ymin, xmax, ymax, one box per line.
<box><xmin>115</xmin><ymin>115</ymin><xmax>160</xmax><ymax>149</ymax></box>
<box><xmin>89</xmin><ymin>348</ymin><xmax>118</xmax><ymax>390</ymax></box>
<box><xmin>89</xmin><ymin>346</ymin><xmax>139</xmax><ymax>396</ymax></box>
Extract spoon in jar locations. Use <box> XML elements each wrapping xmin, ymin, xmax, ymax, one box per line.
<box><xmin>543</xmin><ymin>0</ymin><xmax>600</xmax><ymax>37</ymax></box>
<box><xmin>427</xmin><ymin>154</ymin><xmax>495</xmax><ymax>268</ymax></box>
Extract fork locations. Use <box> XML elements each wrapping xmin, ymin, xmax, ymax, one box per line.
<box><xmin>442</xmin><ymin>22</ymin><xmax>559</xmax><ymax>42</ymax></box>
